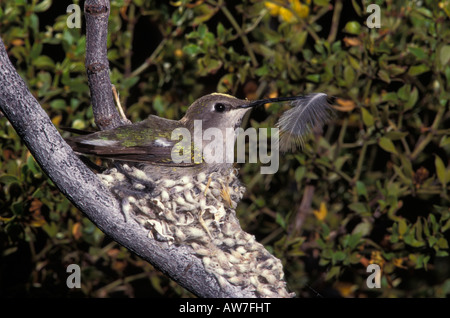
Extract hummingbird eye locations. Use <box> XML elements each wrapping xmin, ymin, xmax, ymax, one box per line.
<box><xmin>214</xmin><ymin>103</ymin><xmax>226</xmax><ymax>113</ymax></box>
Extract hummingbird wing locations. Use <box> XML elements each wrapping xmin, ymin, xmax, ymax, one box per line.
<box><xmin>65</xmin><ymin>116</ymin><xmax>199</xmax><ymax>166</ymax></box>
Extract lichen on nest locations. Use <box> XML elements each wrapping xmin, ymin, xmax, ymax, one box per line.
<box><xmin>98</xmin><ymin>164</ymin><xmax>294</xmax><ymax>298</ymax></box>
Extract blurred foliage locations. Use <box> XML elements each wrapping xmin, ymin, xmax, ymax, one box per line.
<box><xmin>1</xmin><ymin>0</ymin><xmax>449</xmax><ymax>298</ymax></box>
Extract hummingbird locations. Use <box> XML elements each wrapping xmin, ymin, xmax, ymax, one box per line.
<box><xmin>66</xmin><ymin>92</ymin><xmax>334</xmax><ymax>181</ymax></box>
<box><xmin>66</xmin><ymin>92</ymin><xmax>333</xmax><ymax>238</ymax></box>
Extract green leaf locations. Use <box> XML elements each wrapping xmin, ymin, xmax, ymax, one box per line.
<box><xmin>255</xmin><ymin>64</ymin><xmax>269</xmax><ymax>76</ymax></box>
<box><xmin>351</xmin><ymin>0</ymin><xmax>362</xmax><ymax>15</ymax></box>
<box><xmin>404</xmin><ymin>86</ymin><xmax>418</xmax><ymax>110</ymax></box>
<box><xmin>348</xmin><ymin>202</ymin><xmax>369</xmax><ymax>214</ymax></box>
<box><xmin>361</xmin><ymin>107</ymin><xmax>374</xmax><ymax>127</ymax></box>
<box><xmin>316</xmin><ymin>0</ymin><xmax>331</xmax><ymax>6</ymax></box>
<box><xmin>192</xmin><ymin>4</ymin><xmax>216</xmax><ymax>26</ymax></box>
<box><xmin>198</xmin><ymin>58</ymin><xmax>222</xmax><ymax>75</ymax></box>
<box><xmin>306</xmin><ymin>74</ymin><xmax>320</xmax><ymax>83</ymax></box>
<box><xmin>27</xmin><ymin>155</ymin><xmax>42</xmax><ymax>178</ymax></box>
<box><xmin>12</xmin><ymin>201</ymin><xmax>24</xmax><ymax>216</ymax></box>
<box><xmin>121</xmin><ymin>76</ymin><xmax>139</xmax><ymax>89</ymax></box>
<box><xmin>295</xmin><ymin>166</ymin><xmax>306</xmax><ymax>182</ymax></box>
<box><xmin>408</xmin><ymin>64</ymin><xmax>430</xmax><ymax>76</ymax></box>
<box><xmin>32</xmin><ymin>55</ymin><xmax>55</xmax><ymax>70</ymax></box>
<box><xmin>321</xmin><ymin>223</ymin><xmax>331</xmax><ymax>237</ymax></box>
<box><xmin>439</xmin><ymin>45</ymin><xmax>450</xmax><ymax>67</ymax></box>
<box><xmin>50</xmin><ymin>99</ymin><xmax>67</xmax><ymax>111</ymax></box>
<box><xmin>379</xmin><ymin>137</ymin><xmax>398</xmax><ymax>155</ymax></box>
<box><xmin>385</xmin><ymin>131</ymin><xmax>409</xmax><ymax>140</ymax></box>
<box><xmin>378</xmin><ymin>69</ymin><xmax>391</xmax><ymax>83</ymax></box>
<box><xmin>333</xmin><ymin>155</ymin><xmax>350</xmax><ymax>171</ymax></box>
<box><xmin>397</xmin><ymin>83</ymin><xmax>418</xmax><ymax>110</ymax></box>
<box><xmin>152</xmin><ymin>95</ymin><xmax>165</xmax><ymax>115</ymax></box>
<box><xmin>352</xmin><ymin>221</ymin><xmax>372</xmax><ymax>237</ymax></box>
<box><xmin>442</xmin><ymin>218</ymin><xmax>450</xmax><ymax>232</ymax></box>
<box><xmin>355</xmin><ymin>181</ymin><xmax>368</xmax><ymax>199</ymax></box>
<box><xmin>325</xmin><ymin>266</ymin><xmax>341</xmax><ymax>280</ymax></box>
<box><xmin>34</xmin><ymin>0</ymin><xmax>52</xmax><ymax>12</ymax></box>
<box><xmin>347</xmin><ymin>55</ymin><xmax>361</xmax><ymax>71</ymax></box>
<box><xmin>429</xmin><ymin>214</ymin><xmax>439</xmax><ymax>234</ymax></box>
<box><xmin>428</xmin><ymin>236</ymin><xmax>438</xmax><ymax>248</ymax></box>
<box><xmin>408</xmin><ymin>46</ymin><xmax>427</xmax><ymax>60</ymax></box>
<box><xmin>217</xmin><ymin>22</ymin><xmax>225</xmax><ymax>40</ymax></box>
<box><xmin>440</xmin><ymin>135</ymin><xmax>450</xmax><ymax>148</ymax></box>
<box><xmin>197</xmin><ymin>24</ymin><xmax>208</xmax><ymax>38</ymax></box>
<box><xmin>393</xmin><ymin>165</ymin><xmax>413</xmax><ymax>185</ymax></box>
<box><xmin>437</xmin><ymin>237</ymin><xmax>449</xmax><ymax>249</ymax></box>
<box><xmin>0</xmin><ymin>174</ymin><xmax>20</xmax><ymax>185</ymax></box>
<box><xmin>344</xmin><ymin>65</ymin><xmax>355</xmax><ymax>86</ymax></box>
<box><xmin>319</xmin><ymin>257</ymin><xmax>330</xmax><ymax>266</ymax></box>
<box><xmin>382</xmin><ymin>92</ymin><xmax>398</xmax><ymax>103</ymax></box>
<box><xmin>217</xmin><ymin>74</ymin><xmax>234</xmax><ymax>92</ymax></box>
<box><xmin>289</xmin><ymin>30</ymin><xmax>308</xmax><ymax>53</ymax></box>
<box><xmin>332</xmin><ymin>251</ymin><xmax>346</xmax><ymax>264</ymax></box>
<box><xmin>404</xmin><ymin>234</ymin><xmax>425</xmax><ymax>247</ymax></box>
<box><xmin>386</xmin><ymin>64</ymin><xmax>407</xmax><ymax>77</ymax></box>
<box><xmin>399</xmin><ymin>154</ymin><xmax>413</xmax><ymax>178</ymax></box>
<box><xmin>275</xmin><ymin>213</ymin><xmax>286</xmax><ymax>229</ymax></box>
<box><xmin>435</xmin><ymin>155</ymin><xmax>448</xmax><ymax>186</ymax></box>
<box><xmin>397</xmin><ymin>84</ymin><xmax>411</xmax><ymax>101</ymax></box>
<box><xmin>30</xmin><ymin>42</ymin><xmax>43</xmax><ymax>60</ymax></box>
<box><xmin>62</xmin><ymin>29</ymin><xmax>75</xmax><ymax>46</ymax></box>
<box><xmin>183</xmin><ymin>44</ymin><xmax>203</xmax><ymax>56</ymax></box>
<box><xmin>398</xmin><ymin>218</ymin><xmax>408</xmax><ymax>237</ymax></box>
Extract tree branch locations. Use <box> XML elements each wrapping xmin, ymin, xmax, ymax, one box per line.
<box><xmin>84</xmin><ymin>0</ymin><xmax>127</xmax><ymax>130</ymax></box>
<box><xmin>0</xmin><ymin>37</ymin><xmax>254</xmax><ymax>298</ymax></box>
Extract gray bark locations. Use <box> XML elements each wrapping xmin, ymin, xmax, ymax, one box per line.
<box><xmin>84</xmin><ymin>0</ymin><xmax>127</xmax><ymax>130</ymax></box>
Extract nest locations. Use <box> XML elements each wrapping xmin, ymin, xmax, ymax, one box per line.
<box><xmin>99</xmin><ymin>164</ymin><xmax>294</xmax><ymax>298</ymax></box>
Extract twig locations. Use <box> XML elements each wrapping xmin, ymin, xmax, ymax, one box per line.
<box><xmin>293</xmin><ymin>185</ymin><xmax>315</xmax><ymax>233</ymax></box>
<box><xmin>353</xmin><ymin>141</ymin><xmax>368</xmax><ymax>184</ymax></box>
<box><xmin>112</xmin><ymin>85</ymin><xmax>129</xmax><ymax>122</ymax></box>
<box><xmin>410</xmin><ymin>105</ymin><xmax>445</xmax><ymax>160</ymax></box>
<box><xmin>129</xmin><ymin>38</ymin><xmax>167</xmax><ymax>78</ymax></box>
<box><xmin>207</xmin><ymin>0</ymin><xmax>259</xmax><ymax>67</ymax></box>
<box><xmin>84</xmin><ymin>0</ymin><xmax>125</xmax><ymax>130</ymax></box>
<box><xmin>327</xmin><ymin>0</ymin><xmax>343</xmax><ymax>43</ymax></box>
<box><xmin>124</xmin><ymin>3</ymin><xmax>137</xmax><ymax>79</ymax></box>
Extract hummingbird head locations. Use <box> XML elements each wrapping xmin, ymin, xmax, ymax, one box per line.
<box><xmin>178</xmin><ymin>93</ymin><xmax>256</xmax><ymax>168</ymax></box>
<box><xmin>180</xmin><ymin>93</ymin><xmax>252</xmax><ymax>132</ymax></box>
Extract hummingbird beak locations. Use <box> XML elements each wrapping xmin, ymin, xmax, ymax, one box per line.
<box><xmin>238</xmin><ymin>96</ymin><xmax>302</xmax><ymax>109</ymax></box>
